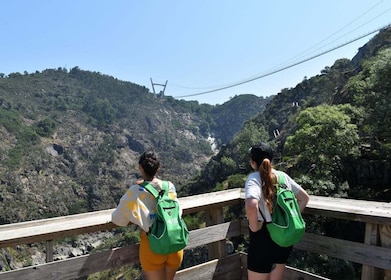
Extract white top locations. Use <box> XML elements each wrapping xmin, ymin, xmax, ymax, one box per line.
<box><xmin>245</xmin><ymin>169</ymin><xmax>303</xmax><ymax>222</ymax></box>
<box><xmin>111</xmin><ymin>179</ymin><xmax>180</xmax><ymax>232</ymax></box>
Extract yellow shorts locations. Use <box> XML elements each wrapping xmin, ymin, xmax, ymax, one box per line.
<box><xmin>139</xmin><ymin>231</ymin><xmax>184</xmax><ymax>271</ymax></box>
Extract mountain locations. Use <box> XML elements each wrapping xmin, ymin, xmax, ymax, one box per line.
<box><xmin>1</xmin><ymin>24</ymin><xmax>390</xmax><ymax>280</ymax></box>
<box><xmin>1</xmin><ymin>26</ymin><xmax>390</xmax><ymax>225</ymax></box>
<box><xmin>0</xmin><ymin>69</ymin><xmax>269</xmax><ymax>224</ymax></box>
<box><xmin>187</xmin><ymin>26</ymin><xmax>391</xmax><ymax>201</ymax></box>
<box><xmin>211</xmin><ymin>94</ymin><xmax>272</xmax><ymax>144</ymax></box>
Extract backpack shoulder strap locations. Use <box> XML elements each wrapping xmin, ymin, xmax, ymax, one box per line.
<box><xmin>140</xmin><ymin>182</ymin><xmax>159</xmax><ymax>198</ymax></box>
<box><xmin>141</xmin><ymin>181</ymin><xmax>168</xmax><ymax>198</ymax></box>
<box><xmin>161</xmin><ymin>181</ymin><xmax>169</xmax><ymax>193</ymax></box>
<box><xmin>276</xmin><ymin>171</ymin><xmax>287</xmax><ymax>188</ymax></box>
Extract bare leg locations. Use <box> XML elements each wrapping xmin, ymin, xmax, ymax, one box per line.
<box><xmin>144</xmin><ymin>267</ymin><xmax>177</xmax><ymax>280</ymax></box>
<box><xmin>247</xmin><ymin>263</ymin><xmax>285</xmax><ymax>280</ymax></box>
<box><xmin>144</xmin><ymin>268</ymin><xmax>165</xmax><ymax>280</ymax></box>
<box><xmin>269</xmin><ymin>263</ymin><xmax>285</xmax><ymax>280</ymax></box>
<box><xmin>247</xmin><ymin>269</ymin><xmax>271</xmax><ymax>280</ymax></box>
<box><xmin>165</xmin><ymin>266</ymin><xmax>177</xmax><ymax>280</ymax></box>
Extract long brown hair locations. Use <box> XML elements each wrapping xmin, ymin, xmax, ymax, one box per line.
<box><xmin>249</xmin><ymin>142</ymin><xmax>276</xmax><ymax>213</ymax></box>
<box><xmin>259</xmin><ymin>158</ymin><xmax>277</xmax><ymax>213</ymax></box>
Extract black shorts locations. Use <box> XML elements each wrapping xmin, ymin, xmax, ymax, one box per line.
<box><xmin>247</xmin><ymin>225</ymin><xmax>293</xmax><ymax>273</ymax></box>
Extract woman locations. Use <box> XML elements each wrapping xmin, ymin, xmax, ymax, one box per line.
<box><xmin>112</xmin><ymin>151</ymin><xmax>183</xmax><ymax>280</ymax></box>
<box><xmin>245</xmin><ymin>142</ymin><xmax>310</xmax><ymax>280</ymax></box>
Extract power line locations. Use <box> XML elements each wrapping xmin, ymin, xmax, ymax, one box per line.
<box><xmin>272</xmin><ymin>1</ymin><xmax>386</xmax><ymax>71</ymax></box>
<box><xmin>172</xmin><ymin>3</ymin><xmax>390</xmax><ymax>94</ymax></box>
<box><xmin>174</xmin><ymin>23</ymin><xmax>390</xmax><ymax>99</ymax></box>
<box><xmin>282</xmin><ymin>6</ymin><xmax>391</xmax><ymax>68</ymax></box>
<box><xmin>172</xmin><ymin>2</ymin><xmax>386</xmax><ymax>93</ymax></box>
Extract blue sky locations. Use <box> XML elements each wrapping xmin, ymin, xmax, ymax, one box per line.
<box><xmin>1</xmin><ymin>1</ymin><xmax>390</xmax><ymax>105</ymax></box>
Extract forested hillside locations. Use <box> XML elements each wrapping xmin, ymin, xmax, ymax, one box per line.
<box><xmin>0</xmin><ymin>67</ymin><xmax>269</xmax><ymax>224</ymax></box>
<box><xmin>186</xmin><ymin>26</ymin><xmax>391</xmax><ymax>202</ymax></box>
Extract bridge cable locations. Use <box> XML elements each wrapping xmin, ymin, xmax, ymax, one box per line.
<box><xmin>174</xmin><ymin>23</ymin><xmax>390</xmax><ymax>98</ymax></box>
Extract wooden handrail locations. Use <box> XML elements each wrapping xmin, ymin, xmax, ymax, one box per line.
<box><xmin>0</xmin><ymin>188</ymin><xmax>243</xmax><ymax>248</ymax></box>
<box><xmin>0</xmin><ymin>188</ymin><xmax>390</xmax><ymax>280</ymax></box>
<box><xmin>1</xmin><ymin>189</ymin><xmax>390</xmax><ymax>248</ymax></box>
<box><xmin>305</xmin><ymin>195</ymin><xmax>391</xmax><ymax>224</ymax></box>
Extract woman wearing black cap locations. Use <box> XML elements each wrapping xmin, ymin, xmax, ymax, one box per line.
<box><xmin>245</xmin><ymin>142</ymin><xmax>309</xmax><ymax>280</ymax></box>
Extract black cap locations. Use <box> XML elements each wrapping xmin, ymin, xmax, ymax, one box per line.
<box><xmin>249</xmin><ymin>142</ymin><xmax>273</xmax><ymax>165</ymax></box>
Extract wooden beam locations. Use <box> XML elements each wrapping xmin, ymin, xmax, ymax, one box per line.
<box><xmin>45</xmin><ymin>240</ymin><xmax>53</xmax><ymax>263</ymax></box>
<box><xmin>0</xmin><ymin>244</ymin><xmax>140</xmax><ymax>280</ymax></box>
<box><xmin>361</xmin><ymin>223</ymin><xmax>383</xmax><ymax>280</ymax></box>
<box><xmin>1</xmin><ymin>188</ymin><xmax>391</xmax><ymax>279</ymax></box>
<box><xmin>2</xmin><ymin>189</ymin><xmax>391</xmax><ymax>249</ymax></box>
<box><xmin>380</xmin><ymin>224</ymin><xmax>391</xmax><ymax>279</ymax></box>
<box><xmin>0</xmin><ymin>221</ymin><xmax>242</xmax><ymax>280</ymax></box>
<box><xmin>295</xmin><ymin>233</ymin><xmax>391</xmax><ymax>270</ymax></box>
<box><xmin>175</xmin><ymin>253</ymin><xmax>242</xmax><ymax>280</ymax></box>
<box><xmin>240</xmin><ymin>253</ymin><xmax>331</xmax><ymax>280</ymax></box>
<box><xmin>305</xmin><ymin>196</ymin><xmax>391</xmax><ymax>225</ymax></box>
<box><xmin>0</xmin><ymin>189</ymin><xmax>242</xmax><ymax>248</ymax></box>
<box><xmin>206</xmin><ymin>207</ymin><xmax>227</xmax><ymax>260</ymax></box>
<box><xmin>180</xmin><ymin>188</ymin><xmax>242</xmax><ymax>214</ymax></box>
<box><xmin>187</xmin><ymin>221</ymin><xmax>241</xmax><ymax>249</ymax></box>
<box><xmin>0</xmin><ymin>212</ymin><xmax>116</xmax><ymax>248</ymax></box>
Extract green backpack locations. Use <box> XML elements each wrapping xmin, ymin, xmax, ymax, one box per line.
<box><xmin>141</xmin><ymin>181</ymin><xmax>189</xmax><ymax>254</ymax></box>
<box><xmin>261</xmin><ymin>172</ymin><xmax>306</xmax><ymax>247</ymax></box>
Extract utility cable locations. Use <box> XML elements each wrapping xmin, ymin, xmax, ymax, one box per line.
<box><xmin>174</xmin><ymin>23</ymin><xmax>390</xmax><ymax>98</ymax></box>
<box><xmin>173</xmin><ymin>1</ymin><xmax>389</xmax><ymax>97</ymax></box>
<box><xmin>274</xmin><ymin>0</ymin><xmax>385</xmax><ymax>70</ymax></box>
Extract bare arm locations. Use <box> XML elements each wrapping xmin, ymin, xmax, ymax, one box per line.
<box><xmin>245</xmin><ymin>198</ymin><xmax>263</xmax><ymax>232</ymax></box>
<box><xmin>295</xmin><ymin>189</ymin><xmax>310</xmax><ymax>212</ymax></box>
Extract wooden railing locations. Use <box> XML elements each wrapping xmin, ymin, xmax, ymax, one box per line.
<box><xmin>0</xmin><ymin>188</ymin><xmax>390</xmax><ymax>280</ymax></box>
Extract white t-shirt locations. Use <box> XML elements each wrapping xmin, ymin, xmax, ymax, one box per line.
<box><xmin>111</xmin><ymin>179</ymin><xmax>180</xmax><ymax>232</ymax></box>
<box><xmin>245</xmin><ymin>169</ymin><xmax>303</xmax><ymax>222</ymax></box>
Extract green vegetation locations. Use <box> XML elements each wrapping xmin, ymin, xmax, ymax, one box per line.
<box><xmin>35</xmin><ymin>118</ymin><xmax>56</xmax><ymax>137</ymax></box>
<box><xmin>0</xmin><ymin>109</ymin><xmax>42</xmax><ymax>169</ymax></box>
<box><xmin>0</xmin><ymin>27</ymin><xmax>390</xmax><ymax>279</ymax></box>
<box><xmin>348</xmin><ymin>48</ymin><xmax>391</xmax><ymax>154</ymax></box>
<box><xmin>182</xmin><ymin>31</ymin><xmax>391</xmax><ymax>279</ymax></box>
<box><xmin>285</xmin><ymin>104</ymin><xmax>360</xmax><ymax>181</ymax></box>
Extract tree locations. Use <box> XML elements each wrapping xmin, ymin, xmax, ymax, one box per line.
<box><xmin>284</xmin><ymin>104</ymin><xmax>360</xmax><ymax>182</ymax></box>
<box><xmin>83</xmin><ymin>98</ymin><xmax>115</xmax><ymax>127</ymax></box>
<box><xmin>35</xmin><ymin>118</ymin><xmax>56</xmax><ymax>137</ymax></box>
<box><xmin>231</xmin><ymin>121</ymin><xmax>269</xmax><ymax>169</ymax></box>
<box><xmin>348</xmin><ymin>48</ymin><xmax>391</xmax><ymax>147</ymax></box>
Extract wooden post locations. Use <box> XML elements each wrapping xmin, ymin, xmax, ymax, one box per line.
<box><xmin>361</xmin><ymin>223</ymin><xmax>382</xmax><ymax>280</ymax></box>
<box><xmin>46</xmin><ymin>240</ymin><xmax>54</xmax><ymax>263</ymax></box>
<box><xmin>206</xmin><ymin>207</ymin><xmax>227</xmax><ymax>260</ymax></box>
<box><xmin>380</xmin><ymin>224</ymin><xmax>391</xmax><ymax>280</ymax></box>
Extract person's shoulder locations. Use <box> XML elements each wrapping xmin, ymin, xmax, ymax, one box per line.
<box><xmin>273</xmin><ymin>169</ymin><xmax>302</xmax><ymax>190</ymax></box>
<box><xmin>150</xmin><ymin>179</ymin><xmax>176</xmax><ymax>192</ymax></box>
<box><xmin>247</xmin><ymin>171</ymin><xmax>260</xmax><ymax>181</ymax></box>
<box><xmin>273</xmin><ymin>169</ymin><xmax>289</xmax><ymax>179</ymax></box>
<box><xmin>165</xmin><ymin>180</ymin><xmax>176</xmax><ymax>192</ymax></box>
<box><xmin>246</xmin><ymin>172</ymin><xmax>261</xmax><ymax>186</ymax></box>
<box><xmin>129</xmin><ymin>183</ymin><xmax>144</xmax><ymax>190</ymax></box>
<box><xmin>128</xmin><ymin>184</ymin><xmax>152</xmax><ymax>196</ymax></box>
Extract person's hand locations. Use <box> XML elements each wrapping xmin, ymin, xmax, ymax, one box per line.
<box><xmin>136</xmin><ymin>179</ymin><xmax>144</xmax><ymax>184</ymax></box>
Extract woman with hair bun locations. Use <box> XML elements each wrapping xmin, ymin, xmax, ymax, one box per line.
<box><xmin>112</xmin><ymin>150</ymin><xmax>183</xmax><ymax>280</ymax></box>
<box><xmin>245</xmin><ymin>142</ymin><xmax>309</xmax><ymax>280</ymax></box>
